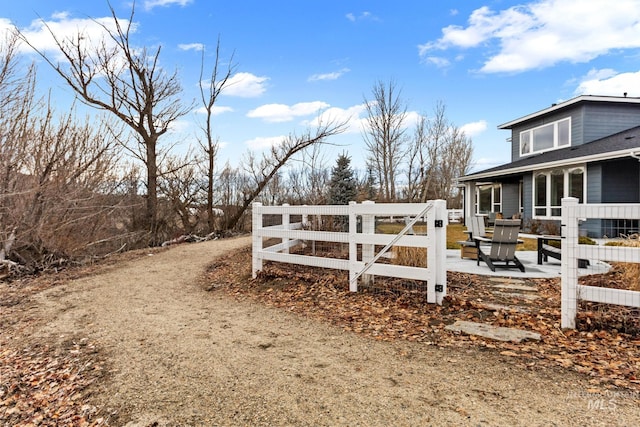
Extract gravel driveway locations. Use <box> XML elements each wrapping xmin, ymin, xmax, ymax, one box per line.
<box><xmin>31</xmin><ymin>236</ymin><xmax>639</xmax><ymax>426</ymax></box>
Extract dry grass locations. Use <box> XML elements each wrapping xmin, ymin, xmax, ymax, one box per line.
<box><xmin>605</xmin><ymin>235</ymin><xmax>640</xmax><ymax>291</ymax></box>
<box><xmin>391</xmin><ymin>246</ymin><xmax>427</xmax><ymax>267</ymax></box>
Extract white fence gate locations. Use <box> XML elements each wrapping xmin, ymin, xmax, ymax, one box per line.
<box><xmin>562</xmin><ymin>197</ymin><xmax>640</xmax><ymax>328</ymax></box>
<box><xmin>252</xmin><ymin>200</ymin><xmax>448</xmax><ymax>304</ymax></box>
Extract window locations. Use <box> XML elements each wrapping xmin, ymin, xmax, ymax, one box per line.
<box><xmin>534</xmin><ymin>174</ymin><xmax>547</xmax><ymax>216</ymax></box>
<box><xmin>475</xmin><ymin>183</ymin><xmax>502</xmax><ymax>214</ymax></box>
<box><xmin>520</xmin><ymin>118</ymin><xmax>571</xmax><ymax>156</ymax></box>
<box><xmin>550</xmin><ymin>170</ymin><xmax>564</xmax><ymax>217</ymax></box>
<box><xmin>532</xmin><ymin>166</ymin><xmax>585</xmax><ymax>218</ymax></box>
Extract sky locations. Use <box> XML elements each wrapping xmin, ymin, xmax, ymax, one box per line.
<box><xmin>3</xmin><ymin>0</ymin><xmax>640</xmax><ymax>175</ymax></box>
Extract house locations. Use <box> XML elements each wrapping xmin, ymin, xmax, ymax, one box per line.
<box><xmin>458</xmin><ymin>95</ymin><xmax>640</xmax><ymax>237</ymax></box>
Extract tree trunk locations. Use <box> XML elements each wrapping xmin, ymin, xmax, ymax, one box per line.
<box><xmin>146</xmin><ymin>140</ymin><xmax>159</xmax><ymax>245</ymax></box>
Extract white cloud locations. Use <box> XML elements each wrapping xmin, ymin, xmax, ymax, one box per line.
<box><xmin>419</xmin><ymin>0</ymin><xmax>640</xmax><ymax>73</ymax></box>
<box><xmin>245</xmin><ymin>135</ymin><xmax>285</xmax><ymax>150</ymax></box>
<box><xmin>144</xmin><ymin>0</ymin><xmax>193</xmax><ymax>11</ymax></box>
<box><xmin>308</xmin><ymin>68</ymin><xmax>350</xmax><ymax>82</ymax></box>
<box><xmin>194</xmin><ymin>105</ymin><xmax>234</xmax><ymax>115</ymax></box>
<box><xmin>17</xmin><ymin>14</ymin><xmax>130</xmax><ymax>57</ymax></box>
<box><xmin>178</xmin><ymin>43</ymin><xmax>204</xmax><ymax>51</ymax></box>
<box><xmin>574</xmin><ymin>69</ymin><xmax>640</xmax><ymax>97</ymax></box>
<box><xmin>0</xmin><ymin>18</ymin><xmax>13</xmax><ymax>36</ymax></box>
<box><xmin>424</xmin><ymin>56</ymin><xmax>451</xmax><ymax>69</ymax></box>
<box><xmin>167</xmin><ymin>118</ymin><xmax>191</xmax><ymax>134</ymax></box>
<box><xmin>403</xmin><ymin>111</ymin><xmax>423</xmax><ymax>130</ymax></box>
<box><xmin>224</xmin><ymin>72</ymin><xmax>269</xmax><ymax>98</ymax></box>
<box><xmin>247</xmin><ymin>101</ymin><xmax>330</xmax><ymax>123</ymax></box>
<box><xmin>306</xmin><ymin>104</ymin><xmax>422</xmax><ymax>135</ymax></box>
<box><xmin>345</xmin><ymin>11</ymin><xmax>380</xmax><ymax>22</ymax></box>
<box><xmin>304</xmin><ymin>104</ymin><xmax>367</xmax><ymax>134</ymax></box>
<box><xmin>460</xmin><ymin>120</ymin><xmax>488</xmax><ymax>137</ymax></box>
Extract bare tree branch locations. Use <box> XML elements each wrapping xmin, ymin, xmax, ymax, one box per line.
<box><xmin>17</xmin><ymin>1</ymin><xmax>192</xmax><ymax>244</ymax></box>
<box><xmin>224</xmin><ymin>118</ymin><xmax>348</xmax><ymax>230</ymax></box>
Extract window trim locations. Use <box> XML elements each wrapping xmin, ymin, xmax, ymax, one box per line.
<box><xmin>532</xmin><ymin>166</ymin><xmax>585</xmax><ymax>219</ymax></box>
<box><xmin>475</xmin><ymin>183</ymin><xmax>502</xmax><ymax>214</ymax></box>
<box><xmin>520</xmin><ymin>117</ymin><xmax>571</xmax><ymax>157</ymax></box>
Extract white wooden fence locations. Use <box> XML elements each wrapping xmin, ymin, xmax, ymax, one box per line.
<box><xmin>252</xmin><ymin>200</ymin><xmax>448</xmax><ymax>304</ymax></box>
<box><xmin>561</xmin><ymin>197</ymin><xmax>640</xmax><ymax>328</ymax></box>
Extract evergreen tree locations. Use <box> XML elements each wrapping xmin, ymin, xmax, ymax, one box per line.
<box><xmin>328</xmin><ymin>153</ymin><xmax>357</xmax><ymax>205</ymax></box>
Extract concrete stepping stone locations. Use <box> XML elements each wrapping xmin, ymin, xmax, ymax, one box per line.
<box><xmin>490</xmin><ymin>283</ymin><xmax>538</xmax><ymax>292</ymax></box>
<box><xmin>488</xmin><ymin>277</ymin><xmax>526</xmax><ymax>284</ymax></box>
<box><xmin>445</xmin><ymin>320</ymin><xmax>541</xmax><ymax>343</ymax></box>
<box><xmin>495</xmin><ymin>291</ymin><xmax>540</xmax><ymax>301</ymax></box>
<box><xmin>480</xmin><ymin>302</ymin><xmax>531</xmax><ymax>313</ymax></box>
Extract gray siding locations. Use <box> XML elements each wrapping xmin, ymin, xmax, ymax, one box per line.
<box><xmin>586</xmin><ymin>163</ymin><xmax>602</xmax><ymax>204</ymax></box>
<box><xmin>522</xmin><ymin>173</ymin><xmax>533</xmax><ymax>220</ymax></box>
<box><xmin>583</xmin><ymin>103</ymin><xmax>640</xmax><ymax>145</ymax></box>
<box><xmin>501</xmin><ymin>182</ymin><xmax>520</xmax><ymax>218</ymax></box>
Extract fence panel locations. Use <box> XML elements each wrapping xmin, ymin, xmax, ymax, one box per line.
<box><xmin>561</xmin><ymin>197</ymin><xmax>640</xmax><ymax>328</ymax></box>
<box><xmin>252</xmin><ymin>200</ymin><xmax>448</xmax><ymax>304</ymax></box>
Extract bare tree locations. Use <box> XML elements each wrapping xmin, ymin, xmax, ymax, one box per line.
<box><xmin>285</xmin><ymin>144</ymin><xmax>330</xmax><ymax>204</ymax></box>
<box><xmin>0</xmin><ymin>31</ymin><xmax>35</xmax><ymax>270</ymax></box>
<box><xmin>1</xmin><ymin>99</ymin><xmax>124</xmax><ymax>271</ymax></box>
<box><xmin>405</xmin><ymin>114</ymin><xmax>428</xmax><ymax>202</ymax></box>
<box><xmin>198</xmin><ymin>37</ymin><xmax>237</xmax><ymax>232</ymax></box>
<box><xmin>405</xmin><ymin>102</ymin><xmax>473</xmax><ymax>205</ymax></box>
<box><xmin>362</xmin><ymin>79</ymin><xmax>408</xmax><ymax>202</ymax></box>
<box><xmin>225</xmin><ymin>119</ymin><xmax>347</xmax><ymax>230</ymax></box>
<box><xmin>215</xmin><ymin>162</ymin><xmax>249</xmax><ymax>230</ymax></box>
<box><xmin>19</xmin><ymin>2</ymin><xmax>192</xmax><ymax>244</ymax></box>
<box><xmin>157</xmin><ymin>152</ymin><xmax>204</xmax><ymax>235</ymax></box>
<box><xmin>431</xmin><ymin>125</ymin><xmax>473</xmax><ymax>207</ymax></box>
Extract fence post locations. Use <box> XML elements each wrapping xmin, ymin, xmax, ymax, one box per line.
<box><xmin>252</xmin><ymin>202</ymin><xmax>263</xmax><ymax>278</ymax></box>
<box><xmin>348</xmin><ymin>201</ymin><xmax>358</xmax><ymax>291</ymax></box>
<box><xmin>561</xmin><ymin>197</ymin><xmax>579</xmax><ymax>329</ymax></box>
<box><xmin>302</xmin><ymin>206</ymin><xmax>308</xmax><ymax>229</ymax></box>
<box><xmin>282</xmin><ymin>203</ymin><xmax>290</xmax><ymax>254</ymax></box>
<box><xmin>433</xmin><ymin>199</ymin><xmax>448</xmax><ymax>304</ymax></box>
<box><xmin>361</xmin><ymin>200</ymin><xmax>375</xmax><ymax>285</ymax></box>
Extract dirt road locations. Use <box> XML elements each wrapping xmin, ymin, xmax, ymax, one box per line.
<box><xmin>29</xmin><ymin>236</ymin><xmax>639</xmax><ymax>426</ymax></box>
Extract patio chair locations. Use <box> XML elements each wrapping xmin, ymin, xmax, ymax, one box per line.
<box><xmin>474</xmin><ymin>219</ymin><xmax>525</xmax><ymax>272</ymax></box>
<box><xmin>457</xmin><ymin>215</ymin><xmax>491</xmax><ymax>259</ymax></box>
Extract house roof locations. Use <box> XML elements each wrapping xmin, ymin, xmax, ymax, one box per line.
<box><xmin>498</xmin><ymin>94</ymin><xmax>640</xmax><ymax>129</ymax></box>
<box><xmin>459</xmin><ymin>125</ymin><xmax>640</xmax><ymax>182</ymax></box>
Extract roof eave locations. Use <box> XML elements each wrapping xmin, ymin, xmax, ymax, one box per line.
<box><xmin>459</xmin><ymin>148</ymin><xmax>640</xmax><ymax>182</ymax></box>
<box><xmin>498</xmin><ymin>95</ymin><xmax>640</xmax><ymax>129</ymax></box>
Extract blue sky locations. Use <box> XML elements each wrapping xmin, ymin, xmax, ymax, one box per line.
<box><xmin>3</xmin><ymin>0</ymin><xmax>640</xmax><ymax>174</ymax></box>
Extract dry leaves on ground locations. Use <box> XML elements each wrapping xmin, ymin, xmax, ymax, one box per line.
<box><xmin>204</xmin><ymin>246</ymin><xmax>640</xmax><ymax>392</ymax></box>
<box><xmin>0</xmin><ymin>248</ymin><xmax>159</xmax><ymax>426</ymax></box>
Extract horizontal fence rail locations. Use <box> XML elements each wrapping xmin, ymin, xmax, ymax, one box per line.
<box><xmin>561</xmin><ymin>197</ymin><xmax>640</xmax><ymax>328</ymax></box>
<box><xmin>252</xmin><ymin>200</ymin><xmax>448</xmax><ymax>304</ymax></box>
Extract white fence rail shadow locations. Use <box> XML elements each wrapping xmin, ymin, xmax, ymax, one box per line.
<box><xmin>252</xmin><ymin>200</ymin><xmax>448</xmax><ymax>304</ymax></box>
<box><xmin>562</xmin><ymin>197</ymin><xmax>640</xmax><ymax>328</ymax></box>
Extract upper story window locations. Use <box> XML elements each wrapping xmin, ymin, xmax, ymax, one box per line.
<box><xmin>520</xmin><ymin>117</ymin><xmax>571</xmax><ymax>156</ymax></box>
